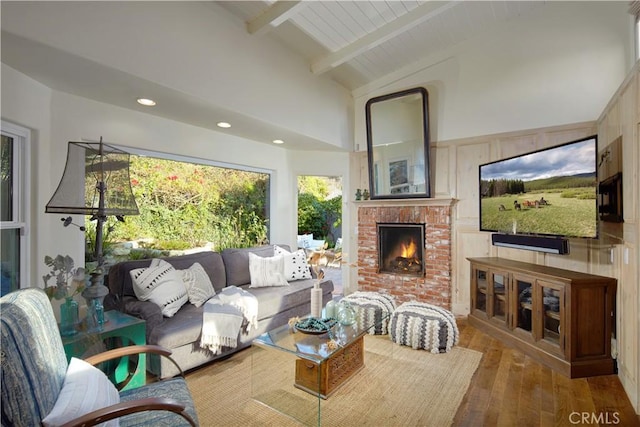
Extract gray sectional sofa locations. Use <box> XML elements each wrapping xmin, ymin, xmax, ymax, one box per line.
<box><xmin>105</xmin><ymin>245</ymin><xmax>334</xmax><ymax>378</ymax></box>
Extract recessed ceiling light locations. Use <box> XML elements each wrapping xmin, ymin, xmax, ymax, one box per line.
<box><xmin>217</xmin><ymin>122</ymin><xmax>231</xmax><ymax>128</ymax></box>
<box><xmin>272</xmin><ymin>139</ymin><xmax>284</xmax><ymax>144</ymax></box>
<box><xmin>136</xmin><ymin>98</ymin><xmax>156</xmax><ymax>106</ymax></box>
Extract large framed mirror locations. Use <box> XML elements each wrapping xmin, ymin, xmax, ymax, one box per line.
<box><xmin>365</xmin><ymin>87</ymin><xmax>430</xmax><ymax>199</ymax></box>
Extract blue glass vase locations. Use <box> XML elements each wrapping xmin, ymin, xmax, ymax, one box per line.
<box><xmin>60</xmin><ymin>296</ymin><xmax>79</xmax><ymax>336</ymax></box>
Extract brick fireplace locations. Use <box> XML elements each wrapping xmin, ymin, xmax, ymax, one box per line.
<box><xmin>357</xmin><ymin>199</ymin><xmax>454</xmax><ymax>309</ymax></box>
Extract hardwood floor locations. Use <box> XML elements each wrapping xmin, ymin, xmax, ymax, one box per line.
<box><xmin>452</xmin><ymin>318</ymin><xmax>640</xmax><ymax>427</ymax></box>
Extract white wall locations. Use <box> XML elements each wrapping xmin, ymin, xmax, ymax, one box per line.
<box><xmin>353</xmin><ymin>1</ymin><xmax>631</xmax><ymax>149</ymax></box>
<box><xmin>1</xmin><ymin>1</ymin><xmax>352</xmax><ymax>150</ymax></box>
<box><xmin>1</xmin><ymin>64</ymin><xmax>57</xmax><ymax>286</ymax></box>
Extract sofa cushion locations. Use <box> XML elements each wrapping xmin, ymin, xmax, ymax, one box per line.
<box><xmin>149</xmin><ymin>279</ymin><xmax>333</xmax><ymax>349</ymax></box>
<box><xmin>131</xmin><ymin>259</ymin><xmax>188</xmax><ymax>317</ymax></box>
<box><xmin>221</xmin><ymin>245</ymin><xmax>290</xmax><ymax>286</ymax></box>
<box><xmin>244</xmin><ymin>279</ymin><xmax>331</xmax><ymax>321</ymax></box>
<box><xmin>107</xmin><ymin>251</ymin><xmax>227</xmax><ymax>303</ymax></box>
<box><xmin>180</xmin><ymin>262</ymin><xmax>216</xmax><ymax>307</ymax></box>
<box><xmin>248</xmin><ymin>253</ymin><xmax>288</xmax><ymax>288</ymax></box>
<box><xmin>274</xmin><ymin>245</ymin><xmax>312</xmax><ymax>281</ymax></box>
<box><xmin>149</xmin><ymin>303</ymin><xmax>204</xmax><ymax>348</ymax></box>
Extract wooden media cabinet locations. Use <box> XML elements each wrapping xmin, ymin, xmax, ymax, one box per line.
<box><xmin>467</xmin><ymin>257</ymin><xmax>617</xmax><ymax>378</ymax></box>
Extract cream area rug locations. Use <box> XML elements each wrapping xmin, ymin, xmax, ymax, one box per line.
<box><xmin>185</xmin><ymin>335</ymin><xmax>482</xmax><ymax>426</ymax></box>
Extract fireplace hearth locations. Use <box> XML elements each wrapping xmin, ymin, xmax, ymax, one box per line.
<box><xmin>377</xmin><ymin>223</ymin><xmax>425</xmax><ymax>277</ymax></box>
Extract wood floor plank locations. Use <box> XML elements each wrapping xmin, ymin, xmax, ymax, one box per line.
<box><xmin>453</xmin><ymin>319</ymin><xmax>639</xmax><ymax>426</ymax></box>
<box><xmin>517</xmin><ymin>355</ymin><xmax>542</xmax><ymax>427</ymax></box>
<box><xmin>496</xmin><ymin>349</ymin><xmax>525</xmax><ymax>426</ymax></box>
<box><xmin>568</xmin><ymin>377</ymin><xmax>597</xmax><ymax>416</ymax></box>
<box><xmin>552</xmin><ymin>371</ymin><xmax>577</xmax><ymax>425</ymax></box>
<box><xmin>539</xmin><ymin>362</ymin><xmax>556</xmax><ymax>426</ymax></box>
<box><xmin>484</xmin><ymin>348</ymin><xmax>513</xmax><ymax>426</ymax></box>
<box><xmin>587</xmin><ymin>375</ymin><xmax>640</xmax><ymax>426</ymax></box>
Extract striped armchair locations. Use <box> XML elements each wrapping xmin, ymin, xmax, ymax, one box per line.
<box><xmin>0</xmin><ymin>288</ymin><xmax>199</xmax><ymax>426</ymax></box>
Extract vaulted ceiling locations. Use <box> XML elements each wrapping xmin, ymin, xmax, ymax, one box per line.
<box><xmin>218</xmin><ymin>1</ymin><xmax>544</xmax><ymax>91</ymax></box>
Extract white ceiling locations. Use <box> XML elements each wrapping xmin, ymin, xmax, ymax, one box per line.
<box><xmin>1</xmin><ymin>1</ymin><xmax>578</xmax><ymax>149</ymax></box>
<box><xmin>217</xmin><ymin>1</ymin><xmax>544</xmax><ymax>90</ymax></box>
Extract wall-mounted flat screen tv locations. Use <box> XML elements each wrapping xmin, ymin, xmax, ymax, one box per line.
<box><xmin>479</xmin><ymin>136</ymin><xmax>598</xmax><ymax>239</ymax></box>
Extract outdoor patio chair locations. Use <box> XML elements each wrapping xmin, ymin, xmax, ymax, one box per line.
<box><xmin>0</xmin><ymin>288</ymin><xmax>199</xmax><ymax>426</ymax></box>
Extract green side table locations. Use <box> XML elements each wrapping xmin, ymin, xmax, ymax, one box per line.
<box><xmin>61</xmin><ymin>310</ymin><xmax>146</xmax><ymax>391</ymax></box>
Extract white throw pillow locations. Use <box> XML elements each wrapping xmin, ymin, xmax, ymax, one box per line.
<box><xmin>180</xmin><ymin>262</ymin><xmax>216</xmax><ymax>307</ymax></box>
<box><xmin>248</xmin><ymin>253</ymin><xmax>288</xmax><ymax>288</ymax></box>
<box><xmin>43</xmin><ymin>357</ymin><xmax>120</xmax><ymax>427</ymax></box>
<box><xmin>297</xmin><ymin>234</ymin><xmax>312</xmax><ymax>249</ymax></box>
<box><xmin>274</xmin><ymin>245</ymin><xmax>312</xmax><ymax>281</ymax></box>
<box><xmin>130</xmin><ymin>259</ymin><xmax>188</xmax><ymax>317</ymax></box>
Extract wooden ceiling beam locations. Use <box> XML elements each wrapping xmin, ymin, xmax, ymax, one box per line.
<box><xmin>246</xmin><ymin>1</ymin><xmax>306</xmax><ymax>36</ymax></box>
<box><xmin>311</xmin><ymin>1</ymin><xmax>455</xmax><ymax>75</ymax></box>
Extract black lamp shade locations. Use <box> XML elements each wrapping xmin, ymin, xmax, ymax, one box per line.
<box><xmin>45</xmin><ymin>141</ymin><xmax>139</xmax><ymax>216</ymax></box>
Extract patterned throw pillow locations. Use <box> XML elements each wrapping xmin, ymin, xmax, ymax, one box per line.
<box><xmin>42</xmin><ymin>357</ymin><xmax>120</xmax><ymax>427</ymax></box>
<box><xmin>248</xmin><ymin>253</ymin><xmax>288</xmax><ymax>288</ymax></box>
<box><xmin>297</xmin><ymin>234</ymin><xmax>312</xmax><ymax>249</ymax></box>
<box><xmin>274</xmin><ymin>245</ymin><xmax>312</xmax><ymax>281</ymax></box>
<box><xmin>130</xmin><ymin>259</ymin><xmax>188</xmax><ymax>317</ymax></box>
<box><xmin>180</xmin><ymin>262</ymin><xmax>216</xmax><ymax>307</ymax></box>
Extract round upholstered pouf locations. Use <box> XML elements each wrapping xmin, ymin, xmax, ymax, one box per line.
<box><xmin>389</xmin><ymin>302</ymin><xmax>459</xmax><ymax>353</ymax></box>
<box><xmin>342</xmin><ymin>291</ymin><xmax>397</xmax><ymax>335</ymax></box>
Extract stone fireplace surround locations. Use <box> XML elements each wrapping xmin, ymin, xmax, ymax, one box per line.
<box><xmin>356</xmin><ymin>198</ymin><xmax>454</xmax><ymax>309</ymax></box>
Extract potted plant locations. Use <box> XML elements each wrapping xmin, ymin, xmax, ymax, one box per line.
<box><xmin>42</xmin><ymin>255</ymin><xmax>85</xmax><ymax>336</ymax></box>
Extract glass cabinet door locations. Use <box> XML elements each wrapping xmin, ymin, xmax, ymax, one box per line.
<box><xmin>513</xmin><ymin>275</ymin><xmax>534</xmax><ymax>337</ymax></box>
<box><xmin>473</xmin><ymin>268</ymin><xmax>488</xmax><ymax>314</ymax></box>
<box><xmin>538</xmin><ymin>281</ymin><xmax>564</xmax><ymax>350</ymax></box>
<box><xmin>490</xmin><ymin>272</ymin><xmax>507</xmax><ymax>324</ymax></box>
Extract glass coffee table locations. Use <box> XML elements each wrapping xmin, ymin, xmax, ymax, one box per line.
<box><xmin>251</xmin><ymin>312</ymin><xmax>389</xmax><ymax>426</ymax></box>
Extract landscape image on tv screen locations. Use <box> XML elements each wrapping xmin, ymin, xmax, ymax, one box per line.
<box><xmin>479</xmin><ymin>137</ymin><xmax>597</xmax><ymax>239</ymax></box>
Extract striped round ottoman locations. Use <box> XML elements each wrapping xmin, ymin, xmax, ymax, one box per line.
<box><xmin>342</xmin><ymin>291</ymin><xmax>397</xmax><ymax>335</ymax></box>
<box><xmin>389</xmin><ymin>302</ymin><xmax>459</xmax><ymax>353</ymax></box>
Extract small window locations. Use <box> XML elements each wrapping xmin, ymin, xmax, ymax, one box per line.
<box><xmin>1</xmin><ymin>121</ymin><xmax>31</xmax><ymax>295</ymax></box>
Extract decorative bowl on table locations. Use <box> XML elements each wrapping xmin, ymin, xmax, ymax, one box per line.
<box><xmin>294</xmin><ymin>317</ymin><xmax>337</xmax><ymax>334</ymax></box>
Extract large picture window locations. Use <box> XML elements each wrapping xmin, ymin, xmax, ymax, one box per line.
<box><xmin>90</xmin><ymin>147</ymin><xmax>271</xmax><ymax>261</ymax></box>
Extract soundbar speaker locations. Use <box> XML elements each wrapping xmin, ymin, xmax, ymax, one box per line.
<box><xmin>491</xmin><ymin>234</ymin><xmax>569</xmax><ymax>255</ymax></box>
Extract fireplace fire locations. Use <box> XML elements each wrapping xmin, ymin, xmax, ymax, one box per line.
<box><xmin>377</xmin><ymin>223</ymin><xmax>425</xmax><ymax>276</ymax></box>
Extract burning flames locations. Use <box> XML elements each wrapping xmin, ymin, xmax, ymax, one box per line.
<box><xmin>400</xmin><ymin>239</ymin><xmax>417</xmax><ymax>259</ymax></box>
<box><xmin>378</xmin><ymin>225</ymin><xmax>425</xmax><ymax>276</ymax></box>
<box><xmin>388</xmin><ymin>237</ymin><xmax>422</xmax><ymax>275</ymax></box>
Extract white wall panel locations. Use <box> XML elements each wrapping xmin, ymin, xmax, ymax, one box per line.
<box><xmin>453</xmin><ymin>229</ymin><xmax>489</xmax><ymax>314</ymax></box>
<box><xmin>597</xmin><ymin>64</ymin><xmax>640</xmax><ymax>413</ymax></box>
<box><xmin>455</xmin><ymin>143</ymin><xmax>489</xmax><ymax>220</ymax></box>
<box><xmin>496</xmin><ymin>133</ymin><xmax>538</xmax><ymax>159</ymax></box>
<box><xmin>432</xmin><ymin>144</ymin><xmax>452</xmax><ymax>197</ymax></box>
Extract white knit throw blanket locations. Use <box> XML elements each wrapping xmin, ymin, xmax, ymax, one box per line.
<box><xmin>200</xmin><ymin>286</ymin><xmax>259</xmax><ymax>355</ymax></box>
